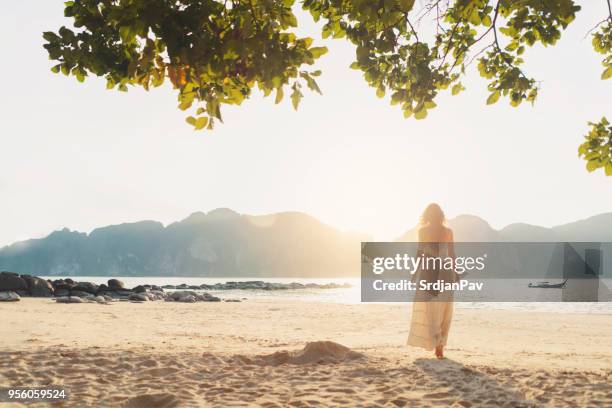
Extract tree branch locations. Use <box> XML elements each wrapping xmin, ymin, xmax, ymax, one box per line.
<box><xmin>407</xmin><ymin>16</ymin><xmax>419</xmax><ymax>43</ymax></box>
<box><xmin>584</xmin><ymin>18</ymin><xmax>609</xmax><ymax>39</ymax></box>
<box><xmin>465</xmin><ymin>42</ymin><xmax>494</xmax><ymax>67</ymax></box>
<box><xmin>491</xmin><ymin>1</ymin><xmax>530</xmax><ymax>80</ymax></box>
<box><xmin>437</xmin><ymin>22</ymin><xmax>459</xmax><ymax>68</ymax></box>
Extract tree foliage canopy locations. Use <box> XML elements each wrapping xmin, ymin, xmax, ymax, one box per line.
<box><xmin>43</xmin><ymin>0</ymin><xmax>611</xmax><ymax>174</ymax></box>
<box><xmin>579</xmin><ymin>117</ymin><xmax>612</xmax><ymax>176</ymax></box>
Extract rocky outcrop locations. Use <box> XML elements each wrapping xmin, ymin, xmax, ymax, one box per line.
<box><xmin>73</xmin><ymin>281</ymin><xmax>99</xmax><ymax>295</ymax></box>
<box><xmin>70</xmin><ymin>290</ymin><xmax>94</xmax><ymax>298</ymax></box>
<box><xmin>197</xmin><ymin>281</ymin><xmax>351</xmax><ymax>291</ymax></box>
<box><xmin>54</xmin><ymin>288</ymin><xmax>70</xmax><ymax>297</ymax></box>
<box><xmin>0</xmin><ymin>273</ymin><xmax>351</xmax><ymax>304</ymax></box>
<box><xmin>21</xmin><ymin>275</ymin><xmax>54</xmax><ymax>297</ymax></box>
<box><xmin>0</xmin><ymin>291</ymin><xmax>20</xmax><ymax>302</ymax></box>
<box><xmin>167</xmin><ymin>291</ymin><xmax>220</xmax><ymax>302</ymax></box>
<box><xmin>55</xmin><ymin>296</ymin><xmax>87</xmax><ymax>303</ymax></box>
<box><xmin>129</xmin><ymin>293</ymin><xmax>149</xmax><ymax>302</ymax></box>
<box><xmin>51</xmin><ymin>279</ymin><xmax>73</xmax><ymax>290</ymax></box>
<box><xmin>0</xmin><ymin>272</ymin><xmax>28</xmax><ymax>292</ymax></box>
<box><xmin>107</xmin><ymin>279</ymin><xmax>125</xmax><ymax>290</ymax></box>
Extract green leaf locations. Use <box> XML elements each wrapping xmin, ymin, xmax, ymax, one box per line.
<box><xmin>291</xmin><ymin>87</ymin><xmax>302</xmax><ymax>110</ymax></box>
<box><xmin>179</xmin><ymin>100</ymin><xmax>192</xmax><ymax>110</ymax></box>
<box><xmin>186</xmin><ymin>116</ymin><xmax>208</xmax><ymax>130</ymax></box>
<box><xmin>586</xmin><ymin>160</ymin><xmax>599</xmax><ymax>172</ymax></box>
<box><xmin>42</xmin><ymin>32</ymin><xmax>59</xmax><ymax>42</ymax></box>
<box><xmin>399</xmin><ymin>0</ymin><xmax>415</xmax><ymax>12</ymax></box>
<box><xmin>301</xmin><ymin>73</ymin><xmax>322</xmax><ymax>94</ymax></box>
<box><xmin>602</xmin><ymin>66</ymin><xmax>612</xmax><ymax>80</ymax></box>
<box><xmin>414</xmin><ymin>108</ymin><xmax>427</xmax><ymax>120</ymax></box>
<box><xmin>206</xmin><ymin>99</ymin><xmax>222</xmax><ymax>122</ymax></box>
<box><xmin>74</xmin><ymin>68</ymin><xmax>85</xmax><ymax>83</ymax></box>
<box><xmin>194</xmin><ymin>117</ymin><xmax>208</xmax><ymax>130</ymax></box>
<box><xmin>451</xmin><ymin>83</ymin><xmax>464</xmax><ymax>95</ymax></box>
<box><xmin>309</xmin><ymin>47</ymin><xmax>328</xmax><ymax>58</ymax></box>
<box><xmin>275</xmin><ymin>87</ymin><xmax>284</xmax><ymax>104</ymax></box>
<box><xmin>486</xmin><ymin>91</ymin><xmax>500</xmax><ymax>105</ymax></box>
<box><xmin>119</xmin><ymin>26</ymin><xmax>133</xmax><ymax>43</ymax></box>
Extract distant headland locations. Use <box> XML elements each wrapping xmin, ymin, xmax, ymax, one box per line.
<box><xmin>1</xmin><ymin>208</ymin><xmax>611</xmax><ymax>278</ymax></box>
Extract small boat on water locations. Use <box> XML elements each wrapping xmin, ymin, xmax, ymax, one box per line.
<box><xmin>528</xmin><ymin>279</ymin><xmax>568</xmax><ymax>289</ymax></box>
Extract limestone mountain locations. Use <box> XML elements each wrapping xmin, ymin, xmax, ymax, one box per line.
<box><xmin>2</xmin><ymin>210</ymin><xmax>611</xmax><ymax>277</ymax></box>
<box><xmin>396</xmin><ymin>213</ymin><xmax>612</xmax><ymax>242</ymax></box>
<box><xmin>0</xmin><ymin>209</ymin><xmax>366</xmax><ymax>277</ymax></box>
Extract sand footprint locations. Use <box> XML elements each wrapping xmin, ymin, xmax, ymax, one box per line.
<box><xmin>121</xmin><ymin>392</ymin><xmax>181</xmax><ymax>408</ymax></box>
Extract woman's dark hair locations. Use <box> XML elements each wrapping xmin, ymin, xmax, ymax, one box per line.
<box><xmin>420</xmin><ymin>203</ymin><xmax>446</xmax><ymax>227</ymax></box>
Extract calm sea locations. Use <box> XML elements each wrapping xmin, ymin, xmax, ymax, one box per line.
<box><xmin>40</xmin><ymin>276</ymin><xmax>612</xmax><ymax>315</ymax></box>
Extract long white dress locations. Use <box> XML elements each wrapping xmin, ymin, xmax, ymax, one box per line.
<box><xmin>407</xmin><ymin>242</ymin><xmax>455</xmax><ymax>351</ymax></box>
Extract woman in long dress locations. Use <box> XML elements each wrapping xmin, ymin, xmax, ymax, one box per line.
<box><xmin>407</xmin><ymin>203</ymin><xmax>456</xmax><ymax>359</ymax></box>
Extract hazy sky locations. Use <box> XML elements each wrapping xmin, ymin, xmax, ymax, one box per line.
<box><xmin>0</xmin><ymin>2</ymin><xmax>610</xmax><ymax>246</ymax></box>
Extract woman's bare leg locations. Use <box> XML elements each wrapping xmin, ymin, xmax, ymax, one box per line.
<box><xmin>435</xmin><ymin>345</ymin><xmax>444</xmax><ymax>359</ymax></box>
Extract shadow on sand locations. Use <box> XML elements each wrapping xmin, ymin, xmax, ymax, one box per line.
<box><xmin>413</xmin><ymin>358</ymin><xmax>535</xmax><ymax>407</ymax></box>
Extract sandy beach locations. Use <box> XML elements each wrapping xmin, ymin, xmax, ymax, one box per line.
<box><xmin>1</xmin><ymin>299</ymin><xmax>611</xmax><ymax>407</ymax></box>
